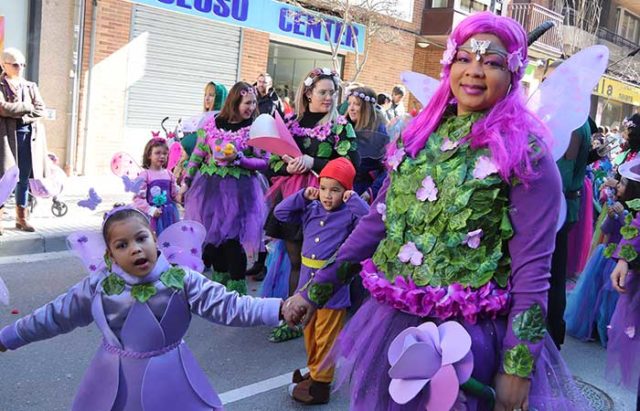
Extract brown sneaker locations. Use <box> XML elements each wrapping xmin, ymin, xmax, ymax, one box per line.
<box><xmin>291</xmin><ymin>378</ymin><xmax>330</xmax><ymax>405</ymax></box>
<box><xmin>292</xmin><ymin>369</ymin><xmax>310</xmax><ymax>384</ymax></box>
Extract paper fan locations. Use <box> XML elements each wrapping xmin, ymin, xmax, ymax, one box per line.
<box><xmin>248</xmin><ymin>112</ymin><xmax>302</xmax><ymax>158</ymax></box>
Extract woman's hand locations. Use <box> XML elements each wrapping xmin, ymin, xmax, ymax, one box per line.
<box><xmin>611</xmin><ymin>259</ymin><xmax>629</xmax><ymax>293</ymax></box>
<box><xmin>304</xmin><ymin>187</ymin><xmax>319</xmax><ymax>201</ymax></box>
<box><xmin>494</xmin><ymin>373</ymin><xmax>531</xmax><ymax>411</ymax></box>
<box><xmin>283</xmin><ymin>294</ymin><xmax>316</xmax><ymax>327</ymax></box>
<box><xmin>153</xmin><ymin>209</ymin><xmax>162</xmax><ymax>218</ymax></box>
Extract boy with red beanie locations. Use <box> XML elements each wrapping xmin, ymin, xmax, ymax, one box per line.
<box><xmin>274</xmin><ymin>157</ymin><xmax>369</xmax><ymax>404</ymax></box>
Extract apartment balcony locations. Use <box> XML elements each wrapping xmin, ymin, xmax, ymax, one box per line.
<box><xmin>508</xmin><ymin>3</ymin><xmax>564</xmax><ymax>58</ymax></box>
<box><xmin>597</xmin><ymin>27</ymin><xmax>638</xmax><ymax>51</ymax></box>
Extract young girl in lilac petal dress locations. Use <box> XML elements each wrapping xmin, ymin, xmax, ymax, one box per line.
<box><xmin>0</xmin><ymin>207</ymin><xmax>283</xmax><ymax>411</ymax></box>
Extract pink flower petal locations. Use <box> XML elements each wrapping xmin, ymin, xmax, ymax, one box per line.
<box><xmin>398</xmin><ymin>242</ymin><xmax>423</xmax><ymax>266</ymax></box>
<box><xmin>438</xmin><ymin>322</ymin><xmax>472</xmax><ymax>365</ymax></box>
<box><xmin>425</xmin><ymin>365</ymin><xmax>460</xmax><ymax>411</ymax></box>
<box><xmin>440</xmin><ymin>138</ymin><xmax>459</xmax><ymax>151</ymax></box>
<box><xmin>388</xmin><ymin>341</ymin><xmax>442</xmax><ymax>380</ymax></box>
<box><xmin>389</xmin><ymin>378</ymin><xmax>430</xmax><ymax>405</ymax></box>
<box><xmin>472</xmin><ymin>156</ymin><xmax>498</xmax><ymax>179</ymax></box>
<box><xmin>416</xmin><ymin>176</ymin><xmax>438</xmax><ymax>202</ymax></box>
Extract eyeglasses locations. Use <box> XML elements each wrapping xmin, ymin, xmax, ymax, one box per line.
<box><xmin>6</xmin><ymin>62</ymin><xmax>26</xmax><ymax>69</ymax></box>
<box><xmin>313</xmin><ymin>89</ymin><xmax>337</xmax><ymax>98</ymax></box>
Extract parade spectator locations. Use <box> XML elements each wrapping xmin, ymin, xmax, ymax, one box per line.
<box><xmin>255</xmin><ymin>73</ymin><xmax>283</xmax><ymax>117</ymax></box>
<box><xmin>386</xmin><ymin>85</ymin><xmax>406</xmax><ymax>119</ymax></box>
<box><xmin>377</xmin><ymin>92</ymin><xmax>392</xmax><ymax>121</ymax></box>
<box><xmin>0</xmin><ymin>48</ymin><xmax>48</xmax><ymax>233</ymax></box>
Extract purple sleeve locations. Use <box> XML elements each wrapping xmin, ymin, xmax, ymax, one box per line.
<box><xmin>502</xmin><ymin>153</ymin><xmax>561</xmax><ymax>370</ymax></box>
<box><xmin>345</xmin><ymin>193</ymin><xmax>370</xmax><ymax>218</ymax></box>
<box><xmin>601</xmin><ymin>215</ymin><xmax>621</xmax><ymax>236</ymax></box>
<box><xmin>185</xmin><ymin>271</ymin><xmax>281</xmax><ymax>327</ymax></box>
<box><xmin>273</xmin><ymin>189</ymin><xmax>308</xmax><ymax>224</ymax></box>
<box><xmin>0</xmin><ymin>275</ymin><xmax>98</xmax><ymax>350</ymax></box>
<box><xmin>299</xmin><ymin>177</ymin><xmax>389</xmax><ymax>306</ymax></box>
<box><xmin>239</xmin><ymin>154</ymin><xmax>268</xmax><ymax>171</ymax></box>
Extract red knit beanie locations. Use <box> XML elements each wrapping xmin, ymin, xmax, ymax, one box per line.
<box><xmin>319</xmin><ymin>157</ymin><xmax>356</xmax><ymax>190</ymax></box>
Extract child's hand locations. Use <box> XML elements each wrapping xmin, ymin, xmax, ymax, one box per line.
<box><xmin>153</xmin><ymin>209</ymin><xmax>163</xmax><ymax>218</ymax></box>
<box><xmin>343</xmin><ymin>190</ymin><xmax>355</xmax><ymax>202</ymax></box>
<box><xmin>493</xmin><ymin>373</ymin><xmax>531</xmax><ymax>411</ymax></box>
<box><xmin>611</xmin><ymin>259</ymin><xmax>629</xmax><ymax>293</ymax></box>
<box><xmin>304</xmin><ymin>187</ymin><xmax>319</xmax><ymax>201</ymax></box>
<box><xmin>610</xmin><ymin>201</ymin><xmax>625</xmax><ymax>217</ymax></box>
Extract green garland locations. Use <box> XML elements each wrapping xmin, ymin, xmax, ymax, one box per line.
<box><xmin>101</xmin><ymin>267</ymin><xmax>187</xmax><ymax>303</ymax></box>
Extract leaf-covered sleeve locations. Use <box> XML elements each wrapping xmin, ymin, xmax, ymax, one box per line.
<box><xmin>612</xmin><ymin>211</ymin><xmax>640</xmax><ymax>263</ymax></box>
<box><xmin>185</xmin><ymin>130</ymin><xmax>210</xmax><ymax>182</ymax></box>
<box><xmin>502</xmin><ymin>152</ymin><xmax>561</xmax><ymax>377</ymax></box>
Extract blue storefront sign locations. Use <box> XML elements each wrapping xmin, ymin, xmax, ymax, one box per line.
<box><xmin>127</xmin><ymin>0</ymin><xmax>367</xmax><ymax>53</ymax></box>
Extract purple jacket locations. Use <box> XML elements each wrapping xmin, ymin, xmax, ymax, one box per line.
<box><xmin>0</xmin><ymin>254</ymin><xmax>281</xmax><ymax>411</ymax></box>
<box><xmin>298</xmin><ymin>152</ymin><xmax>562</xmax><ymax>371</ymax></box>
<box><xmin>274</xmin><ymin>189</ymin><xmax>369</xmax><ymax>309</ymax></box>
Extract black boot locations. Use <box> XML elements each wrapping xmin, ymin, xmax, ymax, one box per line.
<box><xmin>246</xmin><ymin>251</ymin><xmax>267</xmax><ymax>281</ymax></box>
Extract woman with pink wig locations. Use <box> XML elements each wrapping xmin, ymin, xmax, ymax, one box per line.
<box><xmin>283</xmin><ymin>12</ymin><xmax>590</xmax><ymax>410</ymax></box>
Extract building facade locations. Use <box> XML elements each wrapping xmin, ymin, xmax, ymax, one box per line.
<box><xmin>2</xmin><ymin>0</ymin><xmax>430</xmax><ymax>176</ymax></box>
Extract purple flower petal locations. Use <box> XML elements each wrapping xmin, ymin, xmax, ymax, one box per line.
<box><xmin>398</xmin><ymin>242</ymin><xmax>423</xmax><ymax>266</ymax></box>
<box><xmin>440</xmin><ymin>138</ymin><xmax>459</xmax><ymax>152</ymax></box>
<box><xmin>472</xmin><ymin>156</ymin><xmax>498</xmax><ymax>179</ymax></box>
<box><xmin>416</xmin><ymin>176</ymin><xmax>438</xmax><ymax>202</ymax></box>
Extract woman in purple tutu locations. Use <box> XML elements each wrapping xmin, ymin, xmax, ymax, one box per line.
<box><xmin>183</xmin><ymin>82</ymin><xmax>267</xmax><ymax>295</ymax></box>
<box><xmin>283</xmin><ymin>12</ymin><xmax>590</xmax><ymax>410</ymax></box>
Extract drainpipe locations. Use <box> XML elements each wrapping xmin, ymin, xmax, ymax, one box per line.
<box><xmin>82</xmin><ymin>0</ymin><xmax>98</xmax><ymax>175</ymax></box>
<box><xmin>65</xmin><ymin>0</ymin><xmax>86</xmax><ymax>175</ymax></box>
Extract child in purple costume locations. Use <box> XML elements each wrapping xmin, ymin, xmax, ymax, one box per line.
<box><xmin>133</xmin><ymin>138</ymin><xmax>180</xmax><ymax>235</ymax></box>
<box><xmin>275</xmin><ymin>157</ymin><xmax>369</xmax><ymax>404</ymax></box>
<box><xmin>0</xmin><ymin>207</ymin><xmax>283</xmax><ymax>411</ymax></box>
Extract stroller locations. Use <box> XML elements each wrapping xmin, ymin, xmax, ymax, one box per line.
<box><xmin>28</xmin><ymin>153</ymin><xmax>68</xmax><ymax>217</ymax></box>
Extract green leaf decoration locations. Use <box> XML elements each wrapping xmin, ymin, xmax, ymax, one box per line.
<box><xmin>273</xmin><ymin>160</ymin><xmax>285</xmax><ymax>173</ymax></box>
<box><xmin>620</xmin><ymin>244</ymin><xmax>638</xmax><ymax>262</ymax></box>
<box><xmin>131</xmin><ymin>283</ymin><xmax>158</xmax><ymax>303</ymax></box>
<box><xmin>308</xmin><ymin>283</ymin><xmax>334</xmax><ymax>306</ymax></box>
<box><xmin>415</xmin><ymin>232</ymin><xmax>437</xmax><ymax>254</ymax></box>
<box><xmin>102</xmin><ymin>273</ymin><xmax>125</xmax><ymax>296</ymax></box>
<box><xmin>345</xmin><ymin>123</ymin><xmax>356</xmax><ymax>139</ymax></box>
<box><xmin>218</xmin><ymin>167</ymin><xmax>229</xmax><ymax>178</ymax></box>
<box><xmin>317</xmin><ymin>142</ymin><xmax>333</xmax><ymax>158</ymax></box>
<box><xmin>500</xmin><ymin>211</ymin><xmax>514</xmax><ymax>239</ymax></box>
<box><xmin>104</xmin><ymin>253</ymin><xmax>113</xmax><ymax>272</ymax></box>
<box><xmin>336</xmin><ymin>262</ymin><xmax>356</xmax><ymax>284</ymax></box>
<box><xmin>626</xmin><ymin>199</ymin><xmax>640</xmax><ymax>211</ymax></box>
<box><xmin>603</xmin><ymin>243</ymin><xmax>618</xmax><ymax>258</ymax></box>
<box><xmin>228</xmin><ymin>167</ymin><xmax>241</xmax><ymax>179</ymax></box>
<box><xmin>336</xmin><ymin>140</ymin><xmax>351</xmax><ymax>156</ymax></box>
<box><xmin>621</xmin><ymin>225</ymin><xmax>639</xmax><ymax>240</ymax></box>
<box><xmin>303</xmin><ymin>137</ymin><xmax>312</xmax><ymax>149</ymax></box>
<box><xmin>626</xmin><ymin>213</ymin><xmax>633</xmax><ymax>225</ymax></box>
<box><xmin>512</xmin><ymin>303</ymin><xmax>546</xmax><ymax>343</ymax></box>
<box><xmin>448</xmin><ymin>208</ymin><xmax>473</xmax><ymax>231</ymax></box>
<box><xmin>160</xmin><ymin>267</ymin><xmax>186</xmax><ymax>290</ymax></box>
<box><xmin>503</xmin><ymin>344</ymin><xmax>534</xmax><ymax>378</ymax></box>
<box><xmin>333</xmin><ymin>124</ymin><xmax>344</xmax><ymax>136</ymax></box>
<box><xmin>196</xmin><ymin>129</ymin><xmax>206</xmax><ymax>139</ymax></box>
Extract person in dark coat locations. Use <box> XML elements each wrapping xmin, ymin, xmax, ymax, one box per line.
<box><xmin>255</xmin><ymin>73</ymin><xmax>284</xmax><ymax>118</ymax></box>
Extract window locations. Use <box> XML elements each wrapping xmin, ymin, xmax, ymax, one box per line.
<box><xmin>432</xmin><ymin>0</ymin><xmax>449</xmax><ymax>7</ymax></box>
<box><xmin>459</xmin><ymin>0</ymin><xmax>488</xmax><ymax>14</ymax></box>
<box><xmin>619</xmin><ymin>10</ymin><xmax>640</xmax><ymax>43</ymax></box>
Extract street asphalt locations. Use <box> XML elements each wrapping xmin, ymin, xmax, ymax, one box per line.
<box><xmin>0</xmin><ymin>253</ymin><xmax>636</xmax><ymax>410</ymax></box>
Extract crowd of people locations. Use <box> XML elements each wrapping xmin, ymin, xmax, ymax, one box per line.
<box><xmin>1</xmin><ymin>10</ymin><xmax>640</xmax><ymax>411</ymax></box>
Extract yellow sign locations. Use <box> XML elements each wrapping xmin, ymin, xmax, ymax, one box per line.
<box><xmin>593</xmin><ymin>76</ymin><xmax>640</xmax><ymax>106</ymax></box>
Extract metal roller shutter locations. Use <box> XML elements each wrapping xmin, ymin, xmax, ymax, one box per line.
<box><xmin>126</xmin><ymin>5</ymin><xmax>241</xmax><ymax>129</ymax></box>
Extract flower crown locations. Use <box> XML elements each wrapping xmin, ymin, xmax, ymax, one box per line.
<box><xmin>239</xmin><ymin>87</ymin><xmax>256</xmax><ymax>97</ymax></box>
<box><xmin>347</xmin><ymin>90</ymin><xmax>375</xmax><ymax>104</ymax></box>
<box><xmin>623</xmin><ymin>118</ymin><xmax>637</xmax><ymax>129</ymax></box>
<box><xmin>303</xmin><ymin>67</ymin><xmax>340</xmax><ymax>87</ymax></box>
<box><xmin>440</xmin><ymin>37</ymin><xmax>527</xmax><ymax>74</ymax></box>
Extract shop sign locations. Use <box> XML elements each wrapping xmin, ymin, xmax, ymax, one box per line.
<box><xmin>593</xmin><ymin>76</ymin><xmax>640</xmax><ymax>106</ymax></box>
<box><xmin>127</xmin><ymin>0</ymin><xmax>366</xmax><ymax>52</ymax></box>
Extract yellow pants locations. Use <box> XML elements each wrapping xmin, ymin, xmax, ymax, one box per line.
<box><xmin>304</xmin><ymin>308</ymin><xmax>347</xmax><ymax>383</ymax></box>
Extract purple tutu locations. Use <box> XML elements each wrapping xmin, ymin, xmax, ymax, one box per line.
<box><xmin>184</xmin><ymin>172</ymin><xmax>266</xmax><ymax>255</ymax></box>
<box><xmin>606</xmin><ymin>271</ymin><xmax>640</xmax><ymax>390</ymax></box>
<box><xmin>328</xmin><ymin>298</ymin><xmax>590</xmax><ymax>411</ymax></box>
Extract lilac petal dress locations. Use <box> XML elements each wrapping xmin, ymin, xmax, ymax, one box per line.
<box><xmin>0</xmin><ymin>254</ymin><xmax>281</xmax><ymax>411</ymax></box>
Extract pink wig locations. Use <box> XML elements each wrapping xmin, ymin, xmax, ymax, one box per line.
<box><xmin>401</xmin><ymin>12</ymin><xmax>549</xmax><ymax>184</ymax></box>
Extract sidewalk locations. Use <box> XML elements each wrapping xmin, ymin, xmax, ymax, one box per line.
<box><xmin>0</xmin><ymin>175</ymin><xmax>131</xmax><ymax>257</ymax></box>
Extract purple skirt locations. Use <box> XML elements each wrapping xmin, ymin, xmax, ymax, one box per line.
<box><xmin>184</xmin><ymin>172</ymin><xmax>266</xmax><ymax>255</ymax></box>
<box><xmin>329</xmin><ymin>298</ymin><xmax>590</xmax><ymax>411</ymax></box>
<box><xmin>606</xmin><ymin>271</ymin><xmax>640</xmax><ymax>390</ymax></box>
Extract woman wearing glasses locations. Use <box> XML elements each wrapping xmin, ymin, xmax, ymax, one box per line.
<box><xmin>263</xmin><ymin>67</ymin><xmax>360</xmax><ymax>342</ymax></box>
<box><xmin>0</xmin><ymin>48</ymin><xmax>48</xmax><ymax>234</ymax></box>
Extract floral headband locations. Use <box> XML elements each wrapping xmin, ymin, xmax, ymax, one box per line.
<box><xmin>440</xmin><ymin>37</ymin><xmax>527</xmax><ymax>74</ymax></box>
<box><xmin>303</xmin><ymin>67</ymin><xmax>341</xmax><ymax>87</ymax></box>
<box><xmin>623</xmin><ymin>118</ymin><xmax>637</xmax><ymax>129</ymax></box>
<box><xmin>240</xmin><ymin>87</ymin><xmax>256</xmax><ymax>97</ymax></box>
<box><xmin>347</xmin><ymin>90</ymin><xmax>375</xmax><ymax>104</ymax></box>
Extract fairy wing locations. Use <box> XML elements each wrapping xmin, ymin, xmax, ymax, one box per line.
<box><xmin>0</xmin><ymin>165</ymin><xmax>19</xmax><ymax>206</ymax></box>
<box><xmin>157</xmin><ymin>220</ymin><xmax>207</xmax><ymax>272</ymax></box>
<box><xmin>400</xmin><ymin>71</ymin><xmax>440</xmax><ymax>108</ymax></box>
<box><xmin>527</xmin><ymin>45</ymin><xmax>609</xmax><ymax>161</ymax></box>
<box><xmin>111</xmin><ymin>152</ymin><xmax>143</xmax><ymax>179</ymax></box>
<box><xmin>67</xmin><ymin>231</ymin><xmax>107</xmax><ymax>274</ymax></box>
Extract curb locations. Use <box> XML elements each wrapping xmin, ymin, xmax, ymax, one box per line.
<box><xmin>0</xmin><ymin>228</ymin><xmax>99</xmax><ymax>258</ymax></box>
